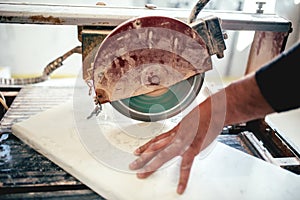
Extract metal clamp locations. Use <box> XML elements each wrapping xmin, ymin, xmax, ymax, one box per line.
<box><xmin>191</xmin><ymin>16</ymin><xmax>226</xmax><ymax>58</ymax></box>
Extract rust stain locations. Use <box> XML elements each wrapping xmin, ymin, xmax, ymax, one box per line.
<box><xmin>256</xmin><ymin>31</ymin><xmax>265</xmax><ymax>56</ymax></box>
<box><xmin>0</xmin><ymin>16</ymin><xmax>13</xmax><ymax>22</ymax></box>
<box><xmin>96</xmin><ymin>2</ymin><xmax>107</xmax><ymax>6</ymax></box>
<box><xmin>29</xmin><ymin>15</ymin><xmax>64</xmax><ymax>25</ymax></box>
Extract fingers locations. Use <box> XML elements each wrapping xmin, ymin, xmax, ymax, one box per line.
<box><xmin>136</xmin><ymin>144</ymin><xmax>180</xmax><ymax>179</ymax></box>
<box><xmin>134</xmin><ymin>129</ymin><xmax>176</xmax><ymax>155</ymax></box>
<box><xmin>177</xmin><ymin>151</ymin><xmax>195</xmax><ymax>195</ymax></box>
<box><xmin>129</xmin><ymin>147</ymin><xmax>159</xmax><ymax>170</ymax></box>
<box><xmin>129</xmin><ymin>134</ymin><xmax>175</xmax><ymax>170</ymax></box>
<box><xmin>130</xmin><ymin>123</ymin><xmax>197</xmax><ymax>195</ymax></box>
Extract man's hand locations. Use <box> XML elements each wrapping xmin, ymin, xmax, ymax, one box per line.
<box><xmin>129</xmin><ymin>99</ymin><xmax>220</xmax><ymax>194</ymax></box>
<box><xmin>129</xmin><ymin>70</ymin><xmax>279</xmax><ymax>195</ymax></box>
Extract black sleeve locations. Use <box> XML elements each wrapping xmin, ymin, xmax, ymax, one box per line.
<box><xmin>255</xmin><ymin>42</ymin><xmax>300</xmax><ymax>112</ymax></box>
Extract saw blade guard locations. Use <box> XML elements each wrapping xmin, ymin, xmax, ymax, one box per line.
<box><xmin>92</xmin><ymin>15</ymin><xmax>214</xmax><ymax>121</ymax></box>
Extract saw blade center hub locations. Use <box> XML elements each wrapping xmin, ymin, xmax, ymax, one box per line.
<box><xmin>148</xmin><ymin>75</ymin><xmax>160</xmax><ymax>85</ymax></box>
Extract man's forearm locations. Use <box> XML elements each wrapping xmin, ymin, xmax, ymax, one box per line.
<box><xmin>223</xmin><ymin>72</ymin><xmax>274</xmax><ymax>126</ymax></box>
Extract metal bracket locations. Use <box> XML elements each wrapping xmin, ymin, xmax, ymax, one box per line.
<box><xmin>191</xmin><ymin>16</ymin><xmax>226</xmax><ymax>58</ymax></box>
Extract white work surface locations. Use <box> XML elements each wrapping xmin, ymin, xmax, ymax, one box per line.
<box><xmin>11</xmin><ymin>80</ymin><xmax>300</xmax><ymax>200</ymax></box>
<box><xmin>266</xmin><ymin>108</ymin><xmax>300</xmax><ymax>154</ymax></box>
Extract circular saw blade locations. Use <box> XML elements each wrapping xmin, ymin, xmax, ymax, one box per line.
<box><xmin>92</xmin><ymin>15</ymin><xmax>211</xmax><ymax>104</ymax></box>
<box><xmin>111</xmin><ymin>73</ymin><xmax>204</xmax><ymax>122</ymax></box>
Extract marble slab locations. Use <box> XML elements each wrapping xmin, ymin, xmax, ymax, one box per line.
<box><xmin>11</xmin><ymin>98</ymin><xmax>300</xmax><ymax>199</ymax></box>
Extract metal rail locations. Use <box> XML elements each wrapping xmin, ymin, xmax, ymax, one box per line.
<box><xmin>0</xmin><ymin>2</ymin><xmax>292</xmax><ymax>32</ymax></box>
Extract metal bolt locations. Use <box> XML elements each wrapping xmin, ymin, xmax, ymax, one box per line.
<box><xmin>223</xmin><ymin>31</ymin><xmax>228</xmax><ymax>40</ymax></box>
<box><xmin>148</xmin><ymin>75</ymin><xmax>160</xmax><ymax>85</ymax></box>
<box><xmin>145</xmin><ymin>4</ymin><xmax>157</xmax><ymax>10</ymax></box>
<box><xmin>256</xmin><ymin>1</ymin><xmax>266</xmax><ymax>14</ymax></box>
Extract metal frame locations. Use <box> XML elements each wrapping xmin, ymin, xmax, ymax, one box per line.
<box><xmin>0</xmin><ymin>2</ymin><xmax>291</xmax><ymax>32</ymax></box>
